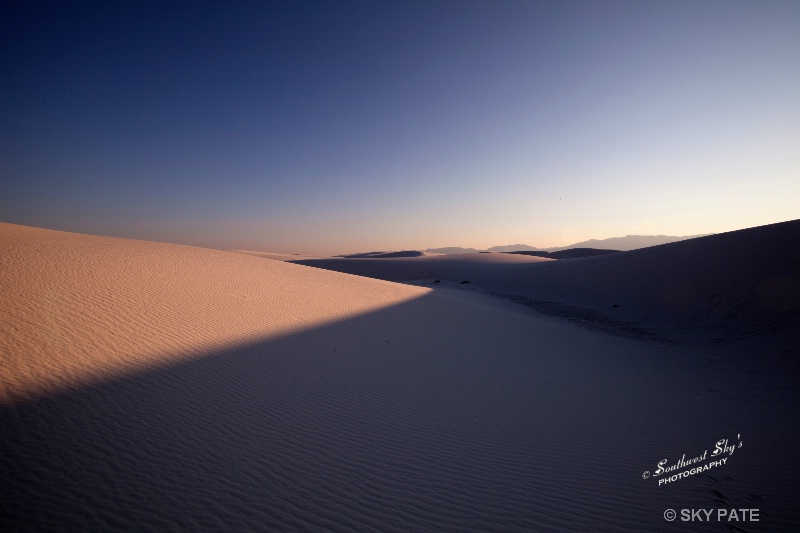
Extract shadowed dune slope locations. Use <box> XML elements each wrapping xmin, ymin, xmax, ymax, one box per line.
<box><xmin>294</xmin><ymin>220</ymin><xmax>800</xmax><ymax>345</ymax></box>
<box><xmin>4</xmin><ymin>290</ymin><xmax>799</xmax><ymax>532</ymax></box>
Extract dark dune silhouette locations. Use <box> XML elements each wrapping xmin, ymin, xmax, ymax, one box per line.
<box><xmin>504</xmin><ymin>250</ymin><xmax>552</xmax><ymax>258</ymax></box>
<box><xmin>548</xmin><ymin>247</ymin><xmax>620</xmax><ymax>259</ymax></box>
<box><xmin>507</xmin><ymin>248</ymin><xmax>621</xmax><ymax>259</ymax></box>
<box><xmin>336</xmin><ymin>250</ymin><xmax>428</xmax><ymax>258</ymax></box>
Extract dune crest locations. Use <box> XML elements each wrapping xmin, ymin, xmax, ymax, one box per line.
<box><xmin>0</xmin><ymin>223</ymin><xmax>427</xmax><ymax>404</ymax></box>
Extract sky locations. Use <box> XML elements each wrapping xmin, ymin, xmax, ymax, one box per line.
<box><xmin>2</xmin><ymin>0</ymin><xmax>799</xmax><ymax>255</ymax></box>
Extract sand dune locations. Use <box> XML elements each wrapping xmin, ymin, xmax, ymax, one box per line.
<box><xmin>291</xmin><ymin>252</ymin><xmax>553</xmax><ymax>290</ymax></box>
<box><xmin>505</xmin><ymin>248</ymin><xmax>621</xmax><ymax>259</ymax></box>
<box><xmin>227</xmin><ymin>250</ymin><xmax>323</xmax><ymax>261</ymax></box>
<box><xmin>335</xmin><ymin>250</ymin><xmax>435</xmax><ymax>259</ymax></box>
<box><xmin>2</xmin><ymin>221</ymin><xmax>799</xmax><ymax>531</ymax></box>
<box><xmin>295</xmin><ymin>220</ymin><xmax>800</xmax><ymax>348</ymax></box>
<box><xmin>0</xmin><ymin>223</ymin><xmax>427</xmax><ymax>404</ymax></box>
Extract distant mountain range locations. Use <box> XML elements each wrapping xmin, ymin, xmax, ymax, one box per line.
<box><xmin>545</xmin><ymin>234</ymin><xmax>710</xmax><ymax>252</ymax></box>
<box><xmin>426</xmin><ymin>234</ymin><xmax>709</xmax><ymax>255</ymax></box>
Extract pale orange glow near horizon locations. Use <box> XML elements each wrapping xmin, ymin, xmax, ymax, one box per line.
<box><xmin>3</xmin><ymin>1</ymin><xmax>799</xmax><ymax>256</ymax></box>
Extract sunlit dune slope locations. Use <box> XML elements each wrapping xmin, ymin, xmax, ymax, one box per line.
<box><xmin>0</xmin><ymin>223</ymin><xmax>428</xmax><ymax>404</ymax></box>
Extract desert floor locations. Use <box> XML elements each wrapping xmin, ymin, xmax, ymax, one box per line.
<box><xmin>2</xmin><ymin>221</ymin><xmax>798</xmax><ymax>531</ymax></box>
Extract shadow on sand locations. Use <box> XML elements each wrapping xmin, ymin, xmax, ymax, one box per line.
<box><xmin>2</xmin><ymin>293</ymin><xmax>799</xmax><ymax>532</ymax></box>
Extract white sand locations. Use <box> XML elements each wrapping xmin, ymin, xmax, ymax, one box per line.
<box><xmin>228</xmin><ymin>250</ymin><xmax>324</xmax><ymax>262</ymax></box>
<box><xmin>0</xmin><ymin>224</ymin><xmax>427</xmax><ymax>404</ymax></box>
<box><xmin>2</xmin><ymin>221</ymin><xmax>798</xmax><ymax>531</ymax></box>
<box><xmin>295</xmin><ymin>220</ymin><xmax>800</xmax><ymax>349</ymax></box>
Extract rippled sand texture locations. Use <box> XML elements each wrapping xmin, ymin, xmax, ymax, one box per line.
<box><xmin>2</xmin><ymin>221</ymin><xmax>799</xmax><ymax>531</ymax></box>
<box><xmin>0</xmin><ymin>223</ymin><xmax>429</xmax><ymax>404</ymax></box>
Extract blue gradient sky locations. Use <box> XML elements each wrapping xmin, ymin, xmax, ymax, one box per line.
<box><xmin>3</xmin><ymin>0</ymin><xmax>799</xmax><ymax>254</ymax></box>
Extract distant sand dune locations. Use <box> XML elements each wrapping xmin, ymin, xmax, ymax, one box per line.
<box><xmin>295</xmin><ymin>220</ymin><xmax>800</xmax><ymax>347</ymax></box>
<box><xmin>506</xmin><ymin>247</ymin><xmax>621</xmax><ymax>259</ymax></box>
<box><xmin>336</xmin><ymin>250</ymin><xmax>432</xmax><ymax>258</ymax></box>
